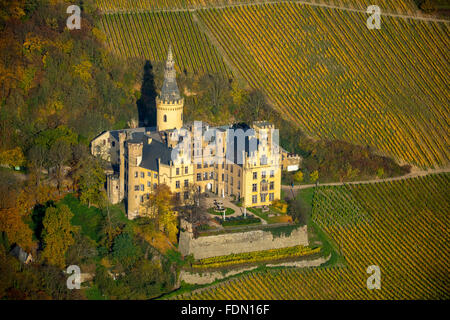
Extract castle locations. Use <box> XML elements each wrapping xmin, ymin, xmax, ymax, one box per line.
<box><xmin>91</xmin><ymin>47</ymin><xmax>300</xmax><ymax>219</ymax></box>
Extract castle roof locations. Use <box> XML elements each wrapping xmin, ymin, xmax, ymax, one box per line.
<box><xmin>140</xmin><ymin>139</ymin><xmax>173</xmax><ymax>171</ymax></box>
<box><xmin>159</xmin><ymin>46</ymin><xmax>181</xmax><ymax>103</ymax></box>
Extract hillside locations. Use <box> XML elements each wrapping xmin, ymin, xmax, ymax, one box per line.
<box><xmin>173</xmin><ymin>173</ymin><xmax>450</xmax><ymax>299</ymax></box>
<box><xmin>96</xmin><ymin>0</ymin><xmax>420</xmax><ymax>15</ymax></box>
<box><xmin>100</xmin><ymin>11</ymin><xmax>231</xmax><ymax>77</ymax></box>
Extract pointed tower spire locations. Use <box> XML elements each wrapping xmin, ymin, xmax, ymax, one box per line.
<box><xmin>159</xmin><ymin>45</ymin><xmax>180</xmax><ymax>102</ymax></box>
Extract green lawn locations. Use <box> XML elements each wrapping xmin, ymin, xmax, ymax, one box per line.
<box><xmin>247</xmin><ymin>207</ymin><xmax>290</xmax><ymax>224</ymax></box>
<box><xmin>207</xmin><ymin>207</ymin><xmax>235</xmax><ymax>216</ymax></box>
<box><xmin>60</xmin><ymin>194</ymin><xmax>104</xmax><ymax>242</ymax></box>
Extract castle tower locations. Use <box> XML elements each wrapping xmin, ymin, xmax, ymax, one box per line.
<box><xmin>156</xmin><ymin>46</ymin><xmax>184</xmax><ymax>132</ymax></box>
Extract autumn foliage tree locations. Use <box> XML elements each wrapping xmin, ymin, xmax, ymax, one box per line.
<box><xmin>143</xmin><ymin>184</ymin><xmax>178</xmax><ymax>243</ymax></box>
<box><xmin>41</xmin><ymin>204</ymin><xmax>78</xmax><ymax>268</ymax></box>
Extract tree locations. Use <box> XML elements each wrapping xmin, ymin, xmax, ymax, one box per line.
<box><xmin>247</xmin><ymin>89</ymin><xmax>267</xmax><ymax>121</ymax></box>
<box><xmin>112</xmin><ymin>233</ymin><xmax>140</xmax><ymax>269</ymax></box>
<box><xmin>310</xmin><ymin>170</ymin><xmax>319</xmax><ymax>183</ymax></box>
<box><xmin>293</xmin><ymin>170</ymin><xmax>304</xmax><ymax>183</ymax></box>
<box><xmin>199</xmin><ymin>74</ymin><xmax>230</xmax><ymax>116</ymax></box>
<box><xmin>419</xmin><ymin>0</ymin><xmax>436</xmax><ymax>13</ymax></box>
<box><xmin>28</xmin><ymin>144</ymin><xmax>47</xmax><ymax>186</ymax></box>
<box><xmin>41</xmin><ymin>204</ymin><xmax>78</xmax><ymax>268</ymax></box>
<box><xmin>143</xmin><ymin>185</ymin><xmax>178</xmax><ymax>243</ymax></box>
<box><xmin>66</xmin><ymin>233</ymin><xmax>97</xmax><ymax>266</ymax></box>
<box><xmin>48</xmin><ymin>139</ymin><xmax>71</xmax><ymax>193</ymax></box>
<box><xmin>0</xmin><ymin>207</ymin><xmax>34</xmax><ymax>251</ymax></box>
<box><xmin>179</xmin><ymin>184</ymin><xmax>208</xmax><ymax>226</ymax></box>
<box><xmin>0</xmin><ymin>147</ymin><xmax>26</xmax><ymax>168</ymax></box>
<box><xmin>76</xmin><ymin>156</ymin><xmax>106</xmax><ymax>207</ymax></box>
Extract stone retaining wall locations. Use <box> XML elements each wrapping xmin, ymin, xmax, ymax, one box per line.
<box><xmin>179</xmin><ymin>254</ymin><xmax>330</xmax><ymax>285</ymax></box>
<box><xmin>179</xmin><ymin>224</ymin><xmax>308</xmax><ymax>260</ymax></box>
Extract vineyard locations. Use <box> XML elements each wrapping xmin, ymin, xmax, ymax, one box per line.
<box><xmin>192</xmin><ymin>245</ymin><xmax>320</xmax><ymax>269</ymax></box>
<box><xmin>97</xmin><ymin>1</ymin><xmax>450</xmax><ymax>169</ymax></box>
<box><xmin>95</xmin><ymin>0</ymin><xmax>419</xmax><ymax>15</ymax></box>
<box><xmin>173</xmin><ymin>173</ymin><xmax>450</xmax><ymax>299</ymax></box>
<box><xmin>99</xmin><ymin>11</ymin><xmax>231</xmax><ymax>77</ymax></box>
<box><xmin>196</xmin><ymin>3</ymin><xmax>450</xmax><ymax>168</ymax></box>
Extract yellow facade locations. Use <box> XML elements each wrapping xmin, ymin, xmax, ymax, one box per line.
<box><xmin>156</xmin><ymin>98</ymin><xmax>184</xmax><ymax>132</ymax></box>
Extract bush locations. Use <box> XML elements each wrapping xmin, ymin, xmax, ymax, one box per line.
<box><xmin>214</xmin><ymin>214</ymin><xmax>260</xmax><ymax>227</ymax></box>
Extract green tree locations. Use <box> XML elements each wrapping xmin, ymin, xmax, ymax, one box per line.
<box><xmin>293</xmin><ymin>170</ymin><xmax>304</xmax><ymax>183</ymax></box>
<box><xmin>112</xmin><ymin>233</ymin><xmax>140</xmax><ymax>269</ymax></box>
<box><xmin>77</xmin><ymin>156</ymin><xmax>106</xmax><ymax>207</ymax></box>
<box><xmin>42</xmin><ymin>204</ymin><xmax>78</xmax><ymax>268</ymax></box>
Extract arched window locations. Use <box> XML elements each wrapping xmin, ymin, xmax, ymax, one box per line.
<box><xmin>163</xmin><ymin>115</ymin><xmax>167</xmax><ymax>122</ymax></box>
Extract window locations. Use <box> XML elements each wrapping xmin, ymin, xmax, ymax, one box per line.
<box><xmin>261</xmin><ymin>183</ymin><xmax>268</xmax><ymax>192</ymax></box>
<box><xmin>140</xmin><ymin>196</ymin><xmax>144</xmax><ymax>203</ymax></box>
<box><xmin>140</xmin><ymin>184</ymin><xmax>144</xmax><ymax>191</ymax></box>
<box><xmin>176</xmin><ymin>168</ymin><xmax>180</xmax><ymax>175</ymax></box>
<box><xmin>111</xmin><ymin>141</ymin><xmax>115</xmax><ymax>147</ymax></box>
<box><xmin>270</xmin><ymin>181</ymin><xmax>274</xmax><ymax>190</ymax></box>
<box><xmin>210</xmin><ymin>172</ymin><xmax>214</xmax><ymax>180</ymax></box>
<box><xmin>197</xmin><ymin>163</ymin><xmax>202</xmax><ymax>169</ymax></box>
<box><xmin>238</xmin><ymin>181</ymin><xmax>240</xmax><ymax>189</ymax></box>
<box><xmin>141</xmin><ymin>172</ymin><xmax>144</xmax><ymax>178</ymax></box>
<box><xmin>261</xmin><ymin>171</ymin><xmax>266</xmax><ymax>179</ymax></box>
<box><xmin>154</xmin><ymin>173</ymin><xmax>157</xmax><ymax>178</ymax></box>
<box><xmin>176</xmin><ymin>181</ymin><xmax>180</xmax><ymax>188</ymax></box>
<box><xmin>184</xmin><ymin>192</ymin><xmax>189</xmax><ymax>200</ymax></box>
<box><xmin>252</xmin><ymin>195</ymin><xmax>257</xmax><ymax>204</ymax></box>
<box><xmin>238</xmin><ymin>169</ymin><xmax>241</xmax><ymax>177</ymax></box>
<box><xmin>222</xmin><ymin>174</ymin><xmax>224</xmax><ymax>181</ymax></box>
<box><xmin>269</xmin><ymin>193</ymin><xmax>274</xmax><ymax>201</ymax></box>
<box><xmin>203</xmin><ymin>172</ymin><xmax>208</xmax><ymax>180</ymax></box>
<box><xmin>134</xmin><ymin>172</ymin><xmax>138</xmax><ymax>178</ymax></box>
<box><xmin>253</xmin><ymin>172</ymin><xmax>257</xmax><ymax>180</ymax></box>
<box><xmin>252</xmin><ymin>184</ymin><xmax>257</xmax><ymax>192</ymax></box>
<box><xmin>164</xmin><ymin>115</ymin><xmax>167</xmax><ymax>122</ymax></box>
<box><xmin>230</xmin><ymin>177</ymin><xmax>233</xmax><ymax>186</ymax></box>
<box><xmin>204</xmin><ymin>163</ymin><xmax>208</xmax><ymax>168</ymax></box>
<box><xmin>197</xmin><ymin>173</ymin><xmax>201</xmax><ymax>181</ymax></box>
<box><xmin>134</xmin><ymin>185</ymin><xmax>139</xmax><ymax>191</ymax></box>
<box><xmin>184</xmin><ymin>179</ymin><xmax>189</xmax><ymax>187</ymax></box>
<box><xmin>148</xmin><ymin>172</ymin><xmax>151</xmax><ymax>177</ymax></box>
<box><xmin>147</xmin><ymin>181</ymin><xmax>151</xmax><ymax>187</ymax></box>
<box><xmin>260</xmin><ymin>193</ymin><xmax>267</xmax><ymax>202</ymax></box>
<box><xmin>185</xmin><ymin>167</ymin><xmax>188</xmax><ymax>174</ymax></box>
<box><xmin>230</xmin><ymin>166</ymin><xmax>233</xmax><ymax>173</ymax></box>
<box><xmin>175</xmin><ymin>192</ymin><xmax>180</xmax><ymax>199</ymax></box>
<box><xmin>153</xmin><ymin>183</ymin><xmax>157</xmax><ymax>189</ymax></box>
<box><xmin>270</xmin><ymin>170</ymin><xmax>275</xmax><ymax>178</ymax></box>
<box><xmin>261</xmin><ymin>155</ymin><xmax>268</xmax><ymax>165</ymax></box>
